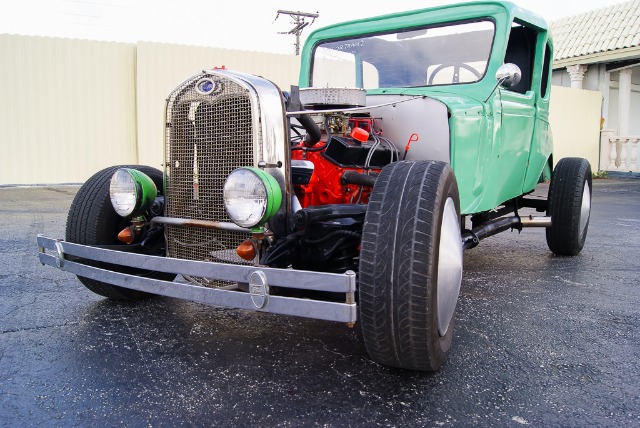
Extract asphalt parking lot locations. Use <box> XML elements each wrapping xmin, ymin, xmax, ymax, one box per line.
<box><xmin>1</xmin><ymin>178</ymin><xmax>639</xmax><ymax>427</ymax></box>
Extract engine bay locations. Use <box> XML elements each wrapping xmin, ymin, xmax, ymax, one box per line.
<box><xmin>261</xmin><ymin>87</ymin><xmax>402</xmax><ymax>274</ymax></box>
<box><xmin>288</xmin><ymin>88</ymin><xmax>400</xmax><ymax>208</ymax></box>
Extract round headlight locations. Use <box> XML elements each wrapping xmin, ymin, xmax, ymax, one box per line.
<box><xmin>223</xmin><ymin>168</ymin><xmax>282</xmax><ymax>228</ymax></box>
<box><xmin>110</xmin><ymin>168</ymin><xmax>157</xmax><ymax>217</ymax></box>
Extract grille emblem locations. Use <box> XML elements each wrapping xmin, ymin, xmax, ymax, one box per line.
<box><xmin>195</xmin><ymin>77</ymin><xmax>222</xmax><ymax>95</ymax></box>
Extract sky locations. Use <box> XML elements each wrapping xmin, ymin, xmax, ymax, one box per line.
<box><xmin>0</xmin><ymin>0</ymin><xmax>629</xmax><ymax>54</ymax></box>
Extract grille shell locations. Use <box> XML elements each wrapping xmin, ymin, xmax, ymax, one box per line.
<box><xmin>164</xmin><ymin>72</ymin><xmax>267</xmax><ymax>287</ymax></box>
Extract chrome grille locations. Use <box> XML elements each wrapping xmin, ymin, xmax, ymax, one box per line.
<box><xmin>164</xmin><ymin>73</ymin><xmax>259</xmax><ymax>287</ymax></box>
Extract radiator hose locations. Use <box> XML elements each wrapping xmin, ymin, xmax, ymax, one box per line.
<box><xmin>297</xmin><ymin>114</ymin><xmax>322</xmax><ymax>147</ymax></box>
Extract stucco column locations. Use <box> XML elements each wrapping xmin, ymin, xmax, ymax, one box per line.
<box><xmin>567</xmin><ymin>64</ymin><xmax>588</xmax><ymax>89</ymax></box>
<box><xmin>598</xmin><ymin>65</ymin><xmax>610</xmax><ymax>128</ymax></box>
<box><xmin>617</xmin><ymin>68</ymin><xmax>632</xmax><ymax>136</ymax></box>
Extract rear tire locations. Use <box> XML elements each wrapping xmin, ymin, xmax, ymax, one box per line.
<box><xmin>359</xmin><ymin>161</ymin><xmax>463</xmax><ymax>371</ymax></box>
<box><xmin>66</xmin><ymin>165</ymin><xmax>175</xmax><ymax>300</ymax></box>
<box><xmin>546</xmin><ymin>158</ymin><xmax>592</xmax><ymax>256</ymax></box>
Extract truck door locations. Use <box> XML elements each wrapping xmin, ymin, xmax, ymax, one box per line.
<box><xmin>494</xmin><ymin>24</ymin><xmax>538</xmax><ymax>204</ymax></box>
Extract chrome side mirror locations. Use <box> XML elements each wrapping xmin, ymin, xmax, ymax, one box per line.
<box><xmin>496</xmin><ymin>63</ymin><xmax>522</xmax><ymax>89</ymax></box>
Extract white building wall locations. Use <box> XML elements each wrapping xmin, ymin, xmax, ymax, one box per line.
<box><xmin>552</xmin><ymin>65</ymin><xmax>640</xmax><ymax>135</ymax></box>
<box><xmin>608</xmin><ymin>70</ymin><xmax>640</xmax><ymax>135</ymax></box>
<box><xmin>552</xmin><ymin>66</ymin><xmax>602</xmax><ymax>91</ymax></box>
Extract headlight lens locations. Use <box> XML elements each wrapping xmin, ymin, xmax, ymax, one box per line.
<box><xmin>109</xmin><ymin>168</ymin><xmax>157</xmax><ymax>217</ymax></box>
<box><xmin>223</xmin><ymin>168</ymin><xmax>282</xmax><ymax>228</ymax></box>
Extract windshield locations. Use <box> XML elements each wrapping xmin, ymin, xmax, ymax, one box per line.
<box><xmin>311</xmin><ymin>20</ymin><xmax>495</xmax><ymax>89</ymax></box>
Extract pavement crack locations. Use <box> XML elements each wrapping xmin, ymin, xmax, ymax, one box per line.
<box><xmin>1</xmin><ymin>321</ymin><xmax>79</xmax><ymax>334</ymax></box>
<box><xmin>1</xmin><ymin>296</ymin><xmax>37</xmax><ymax>318</ymax></box>
<box><xmin>317</xmin><ymin>339</ymin><xmax>350</xmax><ymax>358</ymax></box>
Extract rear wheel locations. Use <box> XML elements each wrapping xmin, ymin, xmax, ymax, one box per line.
<box><xmin>66</xmin><ymin>165</ymin><xmax>175</xmax><ymax>300</ymax></box>
<box><xmin>546</xmin><ymin>157</ymin><xmax>592</xmax><ymax>256</ymax></box>
<box><xmin>359</xmin><ymin>161</ymin><xmax>463</xmax><ymax>371</ymax></box>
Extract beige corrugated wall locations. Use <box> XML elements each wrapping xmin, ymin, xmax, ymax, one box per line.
<box><xmin>135</xmin><ymin>42</ymin><xmax>300</xmax><ymax>169</ymax></box>
<box><xmin>0</xmin><ymin>35</ymin><xmax>137</xmax><ymax>184</ymax></box>
<box><xmin>548</xmin><ymin>86</ymin><xmax>602</xmax><ymax>169</ymax></box>
<box><xmin>0</xmin><ymin>35</ymin><xmax>299</xmax><ymax>185</ymax></box>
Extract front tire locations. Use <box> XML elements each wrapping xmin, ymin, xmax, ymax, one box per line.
<box><xmin>66</xmin><ymin>165</ymin><xmax>175</xmax><ymax>300</ymax></box>
<box><xmin>546</xmin><ymin>157</ymin><xmax>592</xmax><ymax>256</ymax></box>
<box><xmin>359</xmin><ymin>161</ymin><xmax>463</xmax><ymax>371</ymax></box>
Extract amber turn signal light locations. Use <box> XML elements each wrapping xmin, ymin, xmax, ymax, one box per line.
<box><xmin>117</xmin><ymin>227</ymin><xmax>135</xmax><ymax>245</ymax></box>
<box><xmin>236</xmin><ymin>239</ymin><xmax>256</xmax><ymax>261</ymax></box>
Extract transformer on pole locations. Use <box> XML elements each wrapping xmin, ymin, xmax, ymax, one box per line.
<box><xmin>274</xmin><ymin>10</ymin><xmax>319</xmax><ymax>55</ymax></box>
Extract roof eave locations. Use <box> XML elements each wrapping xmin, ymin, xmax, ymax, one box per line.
<box><xmin>553</xmin><ymin>45</ymin><xmax>640</xmax><ymax>69</ymax></box>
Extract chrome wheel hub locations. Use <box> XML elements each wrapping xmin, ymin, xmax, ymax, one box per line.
<box><xmin>437</xmin><ymin>197</ymin><xmax>463</xmax><ymax>337</ymax></box>
<box><xmin>579</xmin><ymin>181</ymin><xmax>591</xmax><ymax>237</ymax></box>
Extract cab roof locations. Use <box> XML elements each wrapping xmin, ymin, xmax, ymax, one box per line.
<box><xmin>302</xmin><ymin>1</ymin><xmax>548</xmax><ymax>48</ymax></box>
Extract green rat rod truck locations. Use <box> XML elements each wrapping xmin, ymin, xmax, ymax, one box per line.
<box><xmin>38</xmin><ymin>1</ymin><xmax>592</xmax><ymax>371</ymax></box>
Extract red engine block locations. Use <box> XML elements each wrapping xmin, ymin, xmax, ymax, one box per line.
<box><xmin>291</xmin><ymin>115</ymin><xmax>394</xmax><ymax>208</ymax></box>
<box><xmin>292</xmin><ymin>145</ymin><xmax>380</xmax><ymax>208</ymax></box>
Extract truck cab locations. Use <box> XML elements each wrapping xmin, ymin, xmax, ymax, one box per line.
<box><xmin>299</xmin><ymin>1</ymin><xmax>554</xmax><ymax>213</ymax></box>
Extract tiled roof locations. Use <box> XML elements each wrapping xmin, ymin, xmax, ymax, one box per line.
<box><xmin>550</xmin><ymin>0</ymin><xmax>640</xmax><ymax>63</ymax></box>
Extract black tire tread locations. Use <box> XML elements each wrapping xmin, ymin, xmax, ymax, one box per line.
<box><xmin>546</xmin><ymin>157</ymin><xmax>592</xmax><ymax>256</ymax></box>
<box><xmin>359</xmin><ymin>160</ymin><xmax>460</xmax><ymax>371</ymax></box>
<box><xmin>66</xmin><ymin>165</ymin><xmax>167</xmax><ymax>300</ymax></box>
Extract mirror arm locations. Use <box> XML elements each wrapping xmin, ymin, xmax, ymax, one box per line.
<box><xmin>484</xmin><ymin>76</ymin><xmax>508</xmax><ymax>103</ymax></box>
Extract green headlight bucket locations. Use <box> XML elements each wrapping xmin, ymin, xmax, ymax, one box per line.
<box><xmin>124</xmin><ymin>168</ymin><xmax>157</xmax><ymax>216</ymax></box>
<box><xmin>244</xmin><ymin>167</ymin><xmax>283</xmax><ymax>226</ymax></box>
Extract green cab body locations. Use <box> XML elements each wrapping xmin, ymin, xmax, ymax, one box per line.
<box><xmin>298</xmin><ymin>1</ymin><xmax>554</xmax><ymax>214</ymax></box>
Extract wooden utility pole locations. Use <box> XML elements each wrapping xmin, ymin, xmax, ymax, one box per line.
<box><xmin>274</xmin><ymin>10</ymin><xmax>319</xmax><ymax>55</ymax></box>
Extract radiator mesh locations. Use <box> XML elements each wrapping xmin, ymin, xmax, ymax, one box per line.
<box><xmin>164</xmin><ymin>74</ymin><xmax>258</xmax><ymax>287</ymax></box>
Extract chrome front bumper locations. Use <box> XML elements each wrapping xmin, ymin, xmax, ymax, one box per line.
<box><xmin>37</xmin><ymin>235</ymin><xmax>357</xmax><ymax>323</ymax></box>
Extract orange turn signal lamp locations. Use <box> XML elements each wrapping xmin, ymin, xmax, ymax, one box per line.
<box><xmin>236</xmin><ymin>239</ymin><xmax>256</xmax><ymax>261</ymax></box>
<box><xmin>117</xmin><ymin>227</ymin><xmax>136</xmax><ymax>245</ymax></box>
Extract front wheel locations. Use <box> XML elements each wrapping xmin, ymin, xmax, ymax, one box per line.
<box><xmin>359</xmin><ymin>161</ymin><xmax>463</xmax><ymax>371</ymax></box>
<box><xmin>65</xmin><ymin>165</ymin><xmax>176</xmax><ymax>300</ymax></box>
<box><xmin>546</xmin><ymin>157</ymin><xmax>592</xmax><ymax>256</ymax></box>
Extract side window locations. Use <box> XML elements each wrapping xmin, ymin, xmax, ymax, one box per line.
<box><xmin>540</xmin><ymin>42</ymin><xmax>552</xmax><ymax>98</ymax></box>
<box><xmin>504</xmin><ymin>23</ymin><xmax>537</xmax><ymax>94</ymax></box>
